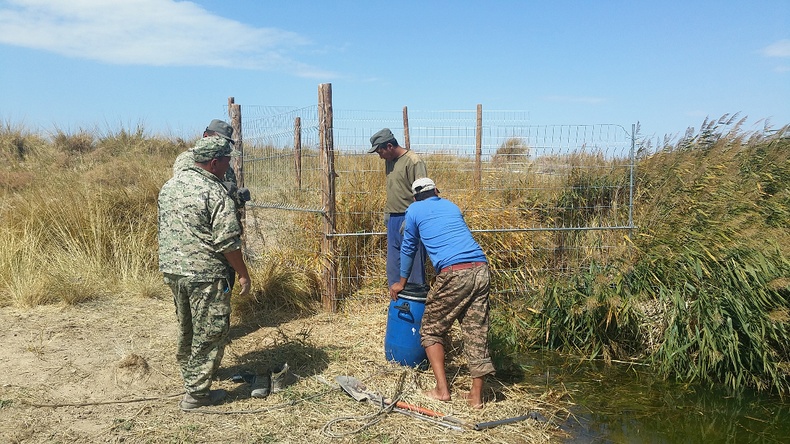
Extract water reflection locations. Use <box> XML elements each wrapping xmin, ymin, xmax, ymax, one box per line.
<box><xmin>517</xmin><ymin>351</ymin><xmax>790</xmax><ymax>443</ymax></box>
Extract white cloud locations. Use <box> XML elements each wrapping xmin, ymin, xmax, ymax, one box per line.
<box><xmin>761</xmin><ymin>39</ymin><xmax>790</xmax><ymax>58</ymax></box>
<box><xmin>0</xmin><ymin>0</ymin><xmax>334</xmax><ymax>78</ymax></box>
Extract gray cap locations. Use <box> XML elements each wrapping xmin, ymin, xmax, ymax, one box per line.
<box><xmin>368</xmin><ymin>128</ymin><xmax>396</xmax><ymax>153</ymax></box>
<box><xmin>192</xmin><ymin>136</ymin><xmax>239</xmax><ymax>162</ymax></box>
<box><xmin>206</xmin><ymin>119</ymin><xmax>234</xmax><ymax>141</ymax></box>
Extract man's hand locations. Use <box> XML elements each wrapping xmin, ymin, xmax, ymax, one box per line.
<box><xmin>238</xmin><ymin>275</ymin><xmax>251</xmax><ymax>296</ymax></box>
<box><xmin>223</xmin><ymin>249</ymin><xmax>250</xmax><ymax>296</ymax></box>
<box><xmin>389</xmin><ymin>281</ymin><xmax>405</xmax><ymax>301</ymax></box>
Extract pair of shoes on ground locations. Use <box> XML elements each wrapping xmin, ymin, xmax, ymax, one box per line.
<box><xmin>179</xmin><ymin>389</ymin><xmax>227</xmax><ymax>410</ymax></box>
<box><xmin>250</xmin><ymin>362</ymin><xmax>294</xmax><ymax>398</ymax></box>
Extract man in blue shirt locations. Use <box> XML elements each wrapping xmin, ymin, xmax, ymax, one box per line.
<box><xmin>389</xmin><ymin>178</ymin><xmax>495</xmax><ymax>409</ymax></box>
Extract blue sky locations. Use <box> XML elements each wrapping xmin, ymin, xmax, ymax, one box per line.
<box><xmin>0</xmin><ymin>0</ymin><xmax>788</xmax><ymax>142</ymax></box>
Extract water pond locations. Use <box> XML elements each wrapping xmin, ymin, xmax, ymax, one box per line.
<box><xmin>516</xmin><ymin>352</ymin><xmax>790</xmax><ymax>443</ymax></box>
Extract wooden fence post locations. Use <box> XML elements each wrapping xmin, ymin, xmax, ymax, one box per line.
<box><xmin>228</xmin><ymin>97</ymin><xmax>243</xmax><ymax>188</ymax></box>
<box><xmin>475</xmin><ymin>104</ymin><xmax>482</xmax><ymax>189</ymax></box>
<box><xmin>402</xmin><ymin>106</ymin><xmax>410</xmax><ymax>150</ymax></box>
<box><xmin>294</xmin><ymin>117</ymin><xmax>302</xmax><ymax>190</ymax></box>
<box><xmin>228</xmin><ymin>97</ymin><xmax>247</xmax><ymax>247</ymax></box>
<box><xmin>318</xmin><ymin>83</ymin><xmax>337</xmax><ymax>312</ymax></box>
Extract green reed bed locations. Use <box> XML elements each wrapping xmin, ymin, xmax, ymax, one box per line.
<box><xmin>491</xmin><ymin>119</ymin><xmax>790</xmax><ymax>394</ymax></box>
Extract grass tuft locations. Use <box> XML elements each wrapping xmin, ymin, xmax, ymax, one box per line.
<box><xmin>233</xmin><ymin>258</ymin><xmax>321</xmax><ymax>320</ymax></box>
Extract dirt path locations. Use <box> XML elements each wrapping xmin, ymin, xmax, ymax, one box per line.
<box><xmin>0</xmin><ymin>297</ymin><xmax>563</xmax><ymax>443</ymax></box>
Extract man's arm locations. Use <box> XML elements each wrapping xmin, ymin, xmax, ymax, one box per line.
<box><xmin>414</xmin><ymin>159</ymin><xmax>427</xmax><ymax>179</ymax></box>
<box><xmin>390</xmin><ymin>212</ymin><xmax>418</xmax><ymax>300</ymax></box>
<box><xmin>223</xmin><ymin>248</ymin><xmax>251</xmax><ymax>296</ymax></box>
<box><xmin>399</xmin><ymin>213</ymin><xmax>419</xmax><ymax>275</ymax></box>
<box><xmin>407</xmin><ymin>159</ymin><xmax>428</xmax><ymax>186</ymax></box>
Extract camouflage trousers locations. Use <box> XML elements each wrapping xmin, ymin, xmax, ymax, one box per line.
<box><xmin>164</xmin><ymin>273</ymin><xmax>232</xmax><ymax>396</ymax></box>
<box><xmin>420</xmin><ymin>264</ymin><xmax>496</xmax><ymax>378</ymax></box>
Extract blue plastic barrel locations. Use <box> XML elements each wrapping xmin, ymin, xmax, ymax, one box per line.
<box><xmin>384</xmin><ymin>284</ymin><xmax>429</xmax><ymax>369</ymax></box>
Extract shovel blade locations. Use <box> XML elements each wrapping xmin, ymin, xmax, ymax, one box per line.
<box><xmin>335</xmin><ymin>375</ymin><xmax>377</xmax><ymax>403</ymax></box>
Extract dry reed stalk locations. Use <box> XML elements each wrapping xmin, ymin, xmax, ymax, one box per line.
<box><xmin>219</xmin><ymin>299</ymin><xmax>568</xmax><ymax>442</ymax></box>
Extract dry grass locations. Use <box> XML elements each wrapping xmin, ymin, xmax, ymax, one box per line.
<box><xmin>0</xmin><ymin>296</ymin><xmax>570</xmax><ymax>443</ymax></box>
<box><xmin>0</xmin><ymin>126</ymin><xmax>178</xmax><ymax>307</ymax></box>
<box><xmin>0</xmin><ymin>124</ymin><xmax>571</xmax><ymax>441</ymax></box>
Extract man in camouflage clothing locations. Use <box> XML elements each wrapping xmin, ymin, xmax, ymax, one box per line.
<box><xmin>173</xmin><ymin>119</ymin><xmax>238</xmax><ymax>184</ymax></box>
<box><xmin>389</xmin><ymin>178</ymin><xmax>495</xmax><ymax>409</ymax></box>
<box><xmin>158</xmin><ymin>136</ymin><xmax>252</xmax><ymax>410</ymax></box>
<box><xmin>173</xmin><ymin>119</ymin><xmax>249</xmax><ymax>274</ymax></box>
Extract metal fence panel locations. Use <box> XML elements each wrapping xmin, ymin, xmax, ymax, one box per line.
<box><xmin>239</xmin><ymin>104</ymin><xmax>635</xmax><ymax>305</ymax></box>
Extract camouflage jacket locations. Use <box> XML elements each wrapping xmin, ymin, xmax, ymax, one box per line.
<box><xmin>157</xmin><ymin>167</ymin><xmax>242</xmax><ymax>279</ymax></box>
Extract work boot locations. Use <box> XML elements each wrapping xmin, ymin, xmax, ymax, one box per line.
<box><xmin>179</xmin><ymin>389</ymin><xmax>227</xmax><ymax>410</ymax></box>
<box><xmin>270</xmin><ymin>362</ymin><xmax>294</xmax><ymax>393</ymax></box>
<box><xmin>250</xmin><ymin>373</ymin><xmax>271</xmax><ymax>398</ymax></box>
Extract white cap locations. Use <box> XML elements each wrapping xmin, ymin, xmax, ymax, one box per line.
<box><xmin>411</xmin><ymin>177</ymin><xmax>436</xmax><ymax>195</ymax></box>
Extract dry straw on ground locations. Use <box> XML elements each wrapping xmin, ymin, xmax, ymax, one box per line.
<box><xmin>0</xmin><ymin>295</ymin><xmax>571</xmax><ymax>443</ymax></box>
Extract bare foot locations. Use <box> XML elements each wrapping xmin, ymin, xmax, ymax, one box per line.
<box><xmin>462</xmin><ymin>391</ymin><xmax>484</xmax><ymax>409</ymax></box>
<box><xmin>423</xmin><ymin>388</ymin><xmax>451</xmax><ymax>402</ymax></box>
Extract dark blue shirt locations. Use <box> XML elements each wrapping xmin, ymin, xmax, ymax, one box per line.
<box><xmin>400</xmin><ymin>196</ymin><xmax>487</xmax><ymax>278</ymax></box>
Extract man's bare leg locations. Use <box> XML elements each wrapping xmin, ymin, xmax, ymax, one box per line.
<box><xmin>463</xmin><ymin>376</ymin><xmax>485</xmax><ymax>409</ymax></box>
<box><xmin>423</xmin><ymin>343</ymin><xmax>451</xmax><ymax>401</ymax></box>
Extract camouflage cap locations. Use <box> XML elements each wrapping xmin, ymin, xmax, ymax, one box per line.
<box><xmin>192</xmin><ymin>136</ymin><xmax>239</xmax><ymax>162</ymax></box>
<box><xmin>205</xmin><ymin>119</ymin><xmax>234</xmax><ymax>141</ymax></box>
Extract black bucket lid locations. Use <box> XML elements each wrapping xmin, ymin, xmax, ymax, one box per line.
<box><xmin>397</xmin><ymin>283</ymin><xmax>429</xmax><ymax>301</ymax></box>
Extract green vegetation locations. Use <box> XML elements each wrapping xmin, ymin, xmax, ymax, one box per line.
<box><xmin>490</xmin><ymin>116</ymin><xmax>790</xmax><ymax>394</ymax></box>
<box><xmin>1</xmin><ymin>116</ymin><xmax>788</xmax><ymax>396</ymax></box>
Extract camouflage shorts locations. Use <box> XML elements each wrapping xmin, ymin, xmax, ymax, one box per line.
<box><xmin>420</xmin><ymin>264</ymin><xmax>495</xmax><ymax>378</ymax></box>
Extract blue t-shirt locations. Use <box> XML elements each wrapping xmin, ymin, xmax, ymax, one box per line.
<box><xmin>400</xmin><ymin>196</ymin><xmax>487</xmax><ymax>278</ymax></box>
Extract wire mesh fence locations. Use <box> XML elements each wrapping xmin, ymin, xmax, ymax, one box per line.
<box><xmin>237</xmin><ymin>101</ymin><xmax>636</xmax><ymax>309</ymax></box>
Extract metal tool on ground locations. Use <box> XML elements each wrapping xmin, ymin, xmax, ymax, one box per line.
<box><xmin>334</xmin><ymin>375</ymin><xmax>544</xmax><ymax>432</ymax></box>
<box><xmin>334</xmin><ymin>375</ymin><xmax>464</xmax><ymax>432</ymax></box>
<box><xmin>472</xmin><ymin>412</ymin><xmax>543</xmax><ymax>430</ymax></box>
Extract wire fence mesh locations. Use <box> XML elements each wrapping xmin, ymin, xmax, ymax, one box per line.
<box><xmin>238</xmin><ymin>104</ymin><xmax>636</xmax><ymax>307</ymax></box>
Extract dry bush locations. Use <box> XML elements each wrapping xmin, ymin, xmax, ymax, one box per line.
<box><xmin>233</xmin><ymin>258</ymin><xmax>322</xmax><ymax>321</ymax></box>
<box><xmin>0</xmin><ymin>121</ymin><xmax>48</xmax><ymax>162</ymax></box>
<box><xmin>492</xmin><ymin>137</ymin><xmax>530</xmax><ymax>164</ymax></box>
<box><xmin>52</xmin><ymin>128</ymin><xmax>95</xmax><ymax>154</ymax></box>
<box><xmin>0</xmin><ymin>126</ymin><xmax>174</xmax><ymax>307</ymax></box>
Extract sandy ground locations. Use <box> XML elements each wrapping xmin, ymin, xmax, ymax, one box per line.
<box><xmin>0</xmin><ymin>296</ymin><xmax>567</xmax><ymax>443</ymax></box>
